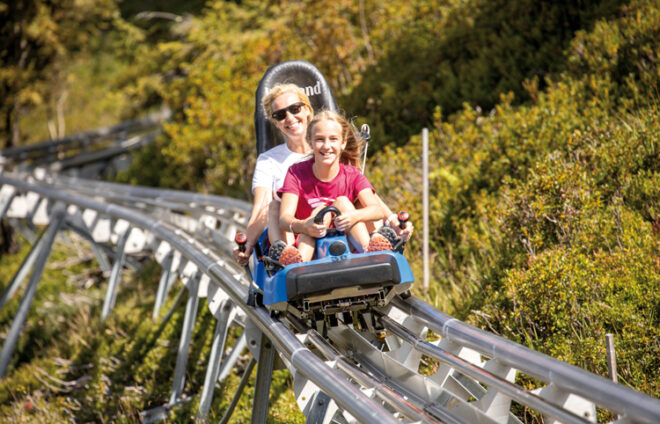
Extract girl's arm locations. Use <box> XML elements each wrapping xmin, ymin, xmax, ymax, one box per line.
<box><xmin>334</xmin><ymin>188</ymin><xmax>381</xmax><ymax>232</ymax></box>
<box><xmin>280</xmin><ymin>192</ymin><xmax>328</xmax><ymax>239</ymax></box>
<box><xmin>375</xmin><ymin>193</ymin><xmax>414</xmax><ymax>241</ymax></box>
<box><xmin>279</xmin><ymin>192</ymin><xmax>299</xmax><ymax>235</ymax></box>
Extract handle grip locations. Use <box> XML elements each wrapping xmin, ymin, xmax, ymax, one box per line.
<box><xmin>235</xmin><ymin>232</ymin><xmax>248</xmax><ymax>252</ymax></box>
<box><xmin>313</xmin><ymin>205</ymin><xmax>341</xmax><ymax>224</ymax></box>
<box><xmin>397</xmin><ymin>211</ymin><xmax>409</xmax><ymax>230</ymax></box>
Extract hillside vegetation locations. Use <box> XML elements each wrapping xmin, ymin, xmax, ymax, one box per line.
<box><xmin>1</xmin><ymin>0</ymin><xmax>658</xmax><ymax>421</ymax></box>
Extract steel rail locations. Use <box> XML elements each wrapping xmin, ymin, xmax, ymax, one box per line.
<box><xmin>46</xmin><ymin>183</ymin><xmax>234</xmax><ymax>227</ymax></box>
<box><xmin>49</xmin><ymin>173</ymin><xmax>251</xmax><ymax>214</ymax></box>
<box><xmin>392</xmin><ymin>296</ymin><xmax>660</xmax><ymax>424</ymax></box>
<box><xmin>0</xmin><ymin>173</ymin><xmax>400</xmax><ymax>424</ymax></box>
<box><xmin>45</xmin><ymin>175</ymin><xmax>250</xmax><ymax>261</ymax></box>
<box><xmin>287</xmin><ymin>315</ymin><xmax>442</xmax><ymax>423</ymax></box>
<box><xmin>380</xmin><ymin>315</ymin><xmax>590</xmax><ymax>424</ymax></box>
<box><xmin>0</xmin><ymin>110</ymin><xmax>170</xmax><ymax>160</ymax></box>
<box><xmin>46</xmin><ymin>131</ymin><xmax>160</xmax><ymax>171</ymax></box>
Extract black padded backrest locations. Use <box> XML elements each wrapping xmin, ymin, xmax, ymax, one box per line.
<box><xmin>255</xmin><ymin>60</ymin><xmax>338</xmax><ymax>155</ymax></box>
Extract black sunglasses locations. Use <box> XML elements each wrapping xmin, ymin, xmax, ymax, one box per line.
<box><xmin>271</xmin><ymin>102</ymin><xmax>305</xmax><ymax>121</ymax></box>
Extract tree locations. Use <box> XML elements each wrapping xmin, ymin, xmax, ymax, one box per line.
<box><xmin>0</xmin><ymin>0</ymin><xmax>117</xmax><ymax>148</ymax></box>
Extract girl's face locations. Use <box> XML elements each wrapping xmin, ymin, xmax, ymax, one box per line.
<box><xmin>311</xmin><ymin>120</ymin><xmax>346</xmax><ymax>167</ymax></box>
<box><xmin>271</xmin><ymin>92</ymin><xmax>310</xmax><ymax>139</ymax></box>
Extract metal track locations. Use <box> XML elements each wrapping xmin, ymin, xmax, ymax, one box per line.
<box><xmin>0</xmin><ymin>109</ymin><xmax>170</xmax><ymax>168</ymax></box>
<box><xmin>1</xmin><ymin>170</ymin><xmax>658</xmax><ymax>423</ymax></box>
<box><xmin>0</xmin><ymin>171</ymin><xmax>400</xmax><ymax>423</ymax></box>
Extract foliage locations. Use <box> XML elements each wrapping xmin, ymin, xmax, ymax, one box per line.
<box><xmin>343</xmin><ymin>0</ymin><xmax>626</xmax><ymax>149</ymax></box>
<box><xmin>368</xmin><ymin>0</ymin><xmax>659</xmax><ymax>400</ymax></box>
<box><xmin>17</xmin><ymin>52</ymin><xmax>131</xmax><ymax>143</ymax></box>
<box><xmin>479</xmin><ymin>209</ymin><xmax>659</xmax><ymax>395</ymax></box>
<box><xmin>0</xmin><ymin>0</ymin><xmax>119</xmax><ymax>148</ymax></box>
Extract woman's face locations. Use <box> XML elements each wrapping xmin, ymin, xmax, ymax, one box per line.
<box><xmin>271</xmin><ymin>92</ymin><xmax>310</xmax><ymax>139</ymax></box>
<box><xmin>311</xmin><ymin>120</ymin><xmax>346</xmax><ymax>167</ymax></box>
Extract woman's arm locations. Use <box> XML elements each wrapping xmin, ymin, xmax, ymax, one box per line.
<box><xmin>246</xmin><ymin>186</ymin><xmax>271</xmax><ymax>244</ymax></box>
<box><xmin>232</xmin><ymin>186</ymin><xmax>271</xmax><ymax>265</ymax></box>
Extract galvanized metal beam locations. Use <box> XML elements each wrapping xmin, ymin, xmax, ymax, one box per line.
<box><xmin>251</xmin><ymin>330</ymin><xmax>275</xmax><ymax>424</ymax></box>
<box><xmin>0</xmin><ymin>229</ymin><xmax>45</xmax><ymax>311</ymax></box>
<box><xmin>198</xmin><ymin>298</ymin><xmax>234</xmax><ymax>418</ymax></box>
<box><xmin>101</xmin><ymin>226</ymin><xmax>132</xmax><ymax>321</ymax></box>
<box><xmin>152</xmin><ymin>250</ymin><xmax>174</xmax><ymax>320</ymax></box>
<box><xmin>169</xmin><ymin>271</ymin><xmax>201</xmax><ymax>403</ymax></box>
<box><xmin>219</xmin><ymin>357</ymin><xmax>256</xmax><ymax>424</ymax></box>
<box><xmin>0</xmin><ymin>203</ymin><xmax>66</xmax><ymax>377</ymax></box>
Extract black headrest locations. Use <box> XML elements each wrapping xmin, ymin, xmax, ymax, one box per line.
<box><xmin>254</xmin><ymin>60</ymin><xmax>338</xmax><ymax>155</ymax></box>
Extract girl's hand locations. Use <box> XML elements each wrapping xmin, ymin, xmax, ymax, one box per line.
<box><xmin>301</xmin><ymin>217</ymin><xmax>327</xmax><ymax>238</ymax></box>
<box><xmin>334</xmin><ymin>211</ymin><xmax>356</xmax><ymax>232</ymax></box>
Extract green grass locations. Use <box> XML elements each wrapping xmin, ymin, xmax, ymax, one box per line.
<box><xmin>0</xmin><ymin>232</ymin><xmax>304</xmax><ymax>422</ymax></box>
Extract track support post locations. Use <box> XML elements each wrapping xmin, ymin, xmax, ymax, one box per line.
<box><xmin>198</xmin><ymin>298</ymin><xmax>234</xmax><ymax>418</ymax></box>
<box><xmin>219</xmin><ymin>357</ymin><xmax>256</xmax><ymax>424</ymax></box>
<box><xmin>101</xmin><ymin>226</ymin><xmax>132</xmax><ymax>321</ymax></box>
<box><xmin>0</xmin><ymin>230</ymin><xmax>46</xmax><ymax>312</ymax></box>
<box><xmin>305</xmin><ymin>391</ymin><xmax>333</xmax><ymax>424</ymax></box>
<box><xmin>152</xmin><ymin>250</ymin><xmax>174</xmax><ymax>320</ymax></box>
<box><xmin>0</xmin><ymin>203</ymin><xmax>66</xmax><ymax>377</ymax></box>
<box><xmin>217</xmin><ymin>330</ymin><xmax>247</xmax><ymax>383</ymax></box>
<box><xmin>251</xmin><ymin>331</ymin><xmax>275</xmax><ymax>423</ymax></box>
<box><xmin>66</xmin><ymin>211</ymin><xmax>111</xmax><ymax>273</ymax></box>
<box><xmin>169</xmin><ymin>271</ymin><xmax>201</xmax><ymax>403</ymax></box>
<box><xmin>0</xmin><ymin>185</ymin><xmax>16</xmax><ymax>219</ymax></box>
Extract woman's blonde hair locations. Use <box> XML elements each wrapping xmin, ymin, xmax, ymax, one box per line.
<box><xmin>306</xmin><ymin>110</ymin><xmax>364</xmax><ymax>168</ymax></box>
<box><xmin>261</xmin><ymin>83</ymin><xmax>313</xmax><ymax>124</ymax></box>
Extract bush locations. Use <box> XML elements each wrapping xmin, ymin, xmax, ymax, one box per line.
<box><xmin>368</xmin><ymin>0</ymin><xmax>659</xmax><ymax>400</ymax></box>
<box><xmin>473</xmin><ymin>207</ymin><xmax>659</xmax><ymax>397</ymax></box>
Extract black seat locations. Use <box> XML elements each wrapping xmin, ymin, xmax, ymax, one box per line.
<box><xmin>254</xmin><ymin>60</ymin><xmax>338</xmax><ymax>155</ymax></box>
<box><xmin>285</xmin><ymin>254</ymin><xmax>401</xmax><ymax>301</ymax></box>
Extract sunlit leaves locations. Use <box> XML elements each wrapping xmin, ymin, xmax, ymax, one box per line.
<box><xmin>0</xmin><ymin>0</ymin><xmax>119</xmax><ymax>147</ymax></box>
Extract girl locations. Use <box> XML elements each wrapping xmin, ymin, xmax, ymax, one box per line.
<box><xmin>277</xmin><ymin>110</ymin><xmax>392</xmax><ymax>264</ymax></box>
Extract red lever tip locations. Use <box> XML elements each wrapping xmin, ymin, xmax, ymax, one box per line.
<box><xmin>235</xmin><ymin>232</ymin><xmax>247</xmax><ymax>244</ymax></box>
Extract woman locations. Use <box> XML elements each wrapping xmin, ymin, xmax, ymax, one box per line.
<box><xmin>233</xmin><ymin>83</ymin><xmax>313</xmax><ymax>266</ymax></box>
<box><xmin>277</xmin><ymin>110</ymin><xmax>392</xmax><ymax>263</ymax></box>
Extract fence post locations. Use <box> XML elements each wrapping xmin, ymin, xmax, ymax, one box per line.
<box><xmin>422</xmin><ymin>127</ymin><xmax>429</xmax><ymax>292</ymax></box>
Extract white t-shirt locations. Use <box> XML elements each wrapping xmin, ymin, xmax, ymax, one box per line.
<box><xmin>252</xmin><ymin>143</ymin><xmax>307</xmax><ymax>200</ymax></box>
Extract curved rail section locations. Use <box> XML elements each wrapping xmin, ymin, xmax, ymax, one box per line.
<box><xmin>0</xmin><ymin>171</ymin><xmax>659</xmax><ymax>424</ymax></box>
<box><xmin>0</xmin><ymin>109</ymin><xmax>170</xmax><ymax>176</ymax></box>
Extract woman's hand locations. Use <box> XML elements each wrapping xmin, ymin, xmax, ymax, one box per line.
<box><xmin>333</xmin><ymin>211</ymin><xmax>357</xmax><ymax>232</ymax></box>
<box><xmin>390</xmin><ymin>218</ymin><xmax>414</xmax><ymax>241</ymax></box>
<box><xmin>232</xmin><ymin>244</ymin><xmax>253</xmax><ymax>267</ymax></box>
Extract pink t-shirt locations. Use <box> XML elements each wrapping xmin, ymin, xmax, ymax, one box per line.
<box><xmin>278</xmin><ymin>158</ymin><xmax>374</xmax><ymax>220</ymax></box>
